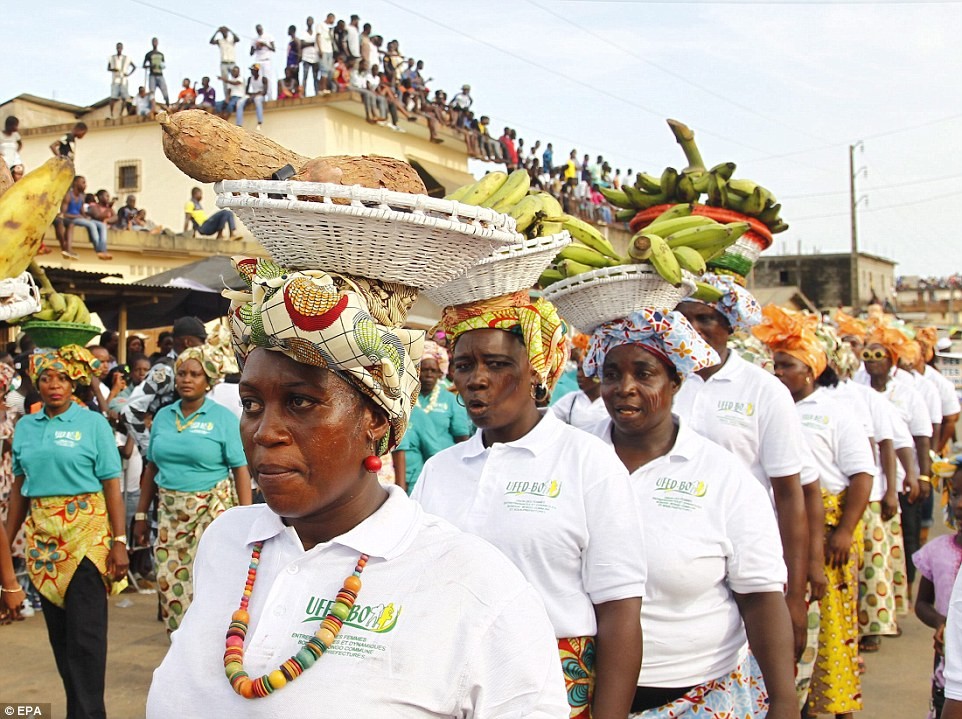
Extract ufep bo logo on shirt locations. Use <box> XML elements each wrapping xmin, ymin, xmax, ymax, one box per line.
<box><xmin>54</xmin><ymin>430</ymin><xmax>82</xmax><ymax>447</ymax></box>
<box><xmin>292</xmin><ymin>596</ymin><xmax>403</xmax><ymax>661</ymax></box>
<box><xmin>502</xmin><ymin>480</ymin><xmax>563</xmax><ymax>515</ymax></box>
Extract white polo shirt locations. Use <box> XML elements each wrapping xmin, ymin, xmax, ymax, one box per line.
<box><xmin>925</xmin><ymin>364</ymin><xmax>962</xmax><ymax>417</ymax></box>
<box><xmin>412</xmin><ymin>410</ymin><xmax>646</xmax><ymax>639</ymax></box>
<box><xmin>910</xmin><ymin>369</ymin><xmax>943</xmax><ymax>425</ymax></box>
<box><xmin>674</xmin><ymin>351</ymin><xmax>818</xmax><ymax>502</ymax></box>
<box><xmin>589</xmin><ymin>417</ymin><xmax>786</xmax><ymax>687</ymax></box>
<box><xmin>549</xmin><ymin>390</ymin><xmax>609</xmax><ymax>431</ymax></box>
<box><xmin>941</xmin><ymin>564</ymin><xmax>962</xmax><ymax>701</ymax></box>
<box><xmin>147</xmin><ymin>486</ymin><xmax>568</xmax><ymax>718</ymax></box>
<box><xmin>794</xmin><ymin>388</ymin><xmax>877</xmax><ymax>496</ymax></box>
<box><xmin>855</xmin><ymin>367</ymin><xmax>932</xmax><ymax>438</ymax></box>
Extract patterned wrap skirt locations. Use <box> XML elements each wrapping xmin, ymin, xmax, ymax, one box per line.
<box><xmin>155</xmin><ymin>478</ymin><xmax>234</xmax><ymax>634</ymax></box>
<box><xmin>24</xmin><ymin>491</ymin><xmax>127</xmax><ymax>608</ymax></box>
<box><xmin>858</xmin><ymin>501</ymin><xmax>908</xmax><ymax>637</ymax></box>
<box><xmin>559</xmin><ymin>636</ymin><xmax>596</xmax><ymax>718</ymax></box>
<box><xmin>628</xmin><ymin>653</ymin><xmax>768</xmax><ymax>718</ymax></box>
<box><xmin>807</xmin><ymin>490</ymin><xmax>863</xmax><ymax>716</ymax></box>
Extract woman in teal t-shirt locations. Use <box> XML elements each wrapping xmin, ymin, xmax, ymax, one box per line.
<box><xmin>6</xmin><ymin>345</ymin><xmax>128</xmax><ymax>718</ymax></box>
<box><xmin>132</xmin><ymin>346</ymin><xmax>251</xmax><ymax>634</ymax></box>
<box><xmin>392</xmin><ymin>341</ymin><xmax>470</xmax><ymax>494</ymax></box>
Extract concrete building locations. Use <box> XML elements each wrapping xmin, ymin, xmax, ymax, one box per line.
<box><xmin>894</xmin><ymin>277</ymin><xmax>962</xmax><ymax>325</ymax></box>
<box><xmin>2</xmin><ymin>92</ymin><xmax>476</xmax><ymax>283</ymax></box>
<box><xmin>750</xmin><ymin>251</ymin><xmax>897</xmax><ymax>311</ymax></box>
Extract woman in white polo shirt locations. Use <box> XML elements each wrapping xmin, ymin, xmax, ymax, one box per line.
<box><xmin>582</xmin><ymin>307</ymin><xmax>797</xmax><ymax>719</ymax></box>
<box><xmin>676</xmin><ymin>273</ymin><xmax>813</xmax><ymax>658</ymax></box>
<box><xmin>414</xmin><ymin>291</ymin><xmax>647</xmax><ymax>719</ymax></box>
<box><xmin>755</xmin><ymin>306</ymin><xmax>875</xmax><ymax>718</ymax></box>
<box><xmin>147</xmin><ymin>257</ymin><xmax>568</xmax><ymax>718</ymax></box>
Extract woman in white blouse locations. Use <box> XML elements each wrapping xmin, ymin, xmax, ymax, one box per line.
<box><xmin>582</xmin><ymin>307</ymin><xmax>797</xmax><ymax>719</ymax></box>
<box><xmin>414</xmin><ymin>291</ymin><xmax>646</xmax><ymax>719</ymax></box>
<box><xmin>756</xmin><ymin>306</ymin><xmax>875</xmax><ymax>719</ymax></box>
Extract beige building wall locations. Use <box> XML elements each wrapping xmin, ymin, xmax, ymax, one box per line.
<box><xmin>13</xmin><ymin>94</ymin><xmax>478</xmax><ymax>279</ymax></box>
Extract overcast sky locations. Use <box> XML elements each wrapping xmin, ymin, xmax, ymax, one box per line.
<box><xmin>4</xmin><ymin>0</ymin><xmax>960</xmax><ymax>279</ymax></box>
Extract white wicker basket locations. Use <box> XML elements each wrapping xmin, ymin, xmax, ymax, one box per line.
<box><xmin>543</xmin><ymin>264</ymin><xmax>696</xmax><ymax>332</ymax></box>
<box><xmin>727</xmin><ymin>234</ymin><xmax>765</xmax><ymax>264</ymax></box>
<box><xmin>216</xmin><ymin>180</ymin><xmax>522</xmax><ymax>289</ymax></box>
<box><xmin>424</xmin><ymin>232</ymin><xmax>571</xmax><ymax>307</ymax></box>
<box><xmin>0</xmin><ymin>272</ymin><xmax>42</xmax><ymax>323</ymax></box>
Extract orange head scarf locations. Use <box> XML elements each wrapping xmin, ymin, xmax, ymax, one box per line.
<box><xmin>834</xmin><ymin>309</ymin><xmax>867</xmax><ymax>340</ymax></box>
<box><xmin>916</xmin><ymin>326</ymin><xmax>938</xmax><ymax>362</ymax></box>
<box><xmin>752</xmin><ymin>305</ymin><xmax>827</xmax><ymax>377</ymax></box>
<box><xmin>864</xmin><ymin>322</ymin><xmax>914</xmax><ymax>365</ymax></box>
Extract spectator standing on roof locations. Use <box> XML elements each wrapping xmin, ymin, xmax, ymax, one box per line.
<box><xmin>285</xmin><ymin>25</ymin><xmax>300</xmax><ymax>80</ymax></box>
<box><xmin>542</xmin><ymin>142</ymin><xmax>553</xmax><ymax>172</ymax></box>
<box><xmin>245</xmin><ymin>64</ymin><xmax>268</xmax><ymax>131</ymax></box>
<box><xmin>360</xmin><ymin>23</ymin><xmax>376</xmax><ymax>71</ymax></box>
<box><xmin>250</xmin><ymin>24</ymin><xmax>275</xmax><ymax>100</ymax></box>
<box><xmin>210</xmin><ymin>26</ymin><xmax>239</xmax><ymax>99</ymax></box>
<box><xmin>299</xmin><ymin>17</ymin><xmax>320</xmax><ymax>96</ymax></box>
<box><xmin>143</xmin><ymin>38</ymin><xmax>170</xmax><ymax>110</ymax></box>
<box><xmin>500</xmin><ymin>127</ymin><xmax>518</xmax><ymax>170</ymax></box>
<box><xmin>50</xmin><ymin>122</ymin><xmax>87</xmax><ymax>160</ymax></box>
<box><xmin>346</xmin><ymin>15</ymin><xmax>361</xmax><ymax>60</ymax></box>
<box><xmin>1</xmin><ymin>116</ymin><xmax>23</xmax><ymax>169</ymax></box>
<box><xmin>107</xmin><ymin>43</ymin><xmax>135</xmax><ymax>119</ymax></box>
<box><xmin>450</xmin><ymin>84</ymin><xmax>472</xmax><ymax>127</ymax></box>
<box><xmin>318</xmin><ymin>14</ymin><xmax>336</xmax><ymax>95</ymax></box>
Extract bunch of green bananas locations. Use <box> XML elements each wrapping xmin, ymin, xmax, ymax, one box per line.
<box><xmin>599</xmin><ymin>119</ymin><xmax>788</xmax><ymax>235</ymax></box>
<box><xmin>9</xmin><ymin>262</ymin><xmax>92</xmax><ymax>325</ymax></box>
<box><xmin>449</xmin><ymin>169</ymin><xmax>573</xmax><ymax>239</ymax></box>
<box><xmin>538</xmin><ymin>204</ymin><xmax>749</xmax><ymax>290</ymax></box>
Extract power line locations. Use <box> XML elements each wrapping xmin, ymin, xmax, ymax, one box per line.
<box><xmin>377</xmin><ymin>0</ymin><xmax>784</xmax><ymax>158</ymax></box>
<box><xmin>525</xmin><ymin>0</ymin><xmax>834</xmax><ymax>146</ymax></box>
<box><xmin>792</xmin><ymin>188</ymin><xmax>961</xmax><ymax>221</ymax></box>
<box><xmin>781</xmin><ymin>171</ymin><xmax>962</xmax><ymax>199</ymax></box>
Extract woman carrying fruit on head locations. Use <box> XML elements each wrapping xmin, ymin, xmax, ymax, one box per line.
<box><xmin>413</xmin><ymin>291</ymin><xmax>647</xmax><ymax>719</ymax></box>
<box><xmin>580</xmin><ymin>306</ymin><xmax>797</xmax><ymax>719</ymax></box>
<box><xmin>675</xmin><ymin>272</ymin><xmax>816</xmax><ymax>662</ymax></box>
<box><xmin>5</xmin><ymin>345</ymin><xmax>129</xmax><ymax>718</ymax></box>
<box><xmin>755</xmin><ymin>306</ymin><xmax>876</xmax><ymax>719</ymax></box>
<box><xmin>147</xmin><ymin>257</ymin><xmax>569</xmax><ymax>717</ymax></box>
<box><xmin>132</xmin><ymin>343</ymin><xmax>252</xmax><ymax>635</ymax></box>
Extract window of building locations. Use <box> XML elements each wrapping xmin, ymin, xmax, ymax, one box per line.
<box><xmin>116</xmin><ymin>161</ymin><xmax>141</xmax><ymax>193</ymax></box>
<box><xmin>778</xmin><ymin>270</ymin><xmax>790</xmax><ymax>285</ymax></box>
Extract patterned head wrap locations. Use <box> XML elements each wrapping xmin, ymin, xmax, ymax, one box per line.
<box><xmin>0</xmin><ymin>363</ymin><xmax>15</xmax><ymax>395</ymax></box>
<box><xmin>583</xmin><ymin>308</ymin><xmax>719</xmax><ymax>381</ymax></box>
<box><xmin>421</xmin><ymin>341</ymin><xmax>449</xmax><ymax>376</ymax></box>
<box><xmin>175</xmin><ymin>344</ymin><xmax>230</xmax><ymax>386</ymax></box>
<box><xmin>728</xmin><ymin>333</ymin><xmax>774</xmax><ymax>373</ymax></box>
<box><xmin>438</xmin><ymin>291</ymin><xmax>568</xmax><ymax>391</ymax></box>
<box><xmin>834</xmin><ymin>309</ymin><xmax>867</xmax><ymax>340</ymax></box>
<box><xmin>29</xmin><ymin>345</ymin><xmax>101</xmax><ymax>385</ymax></box>
<box><xmin>916</xmin><ymin>326</ymin><xmax>938</xmax><ymax>362</ymax></box>
<box><xmin>571</xmin><ymin>332</ymin><xmax>591</xmax><ymax>354</ymax></box>
<box><xmin>815</xmin><ymin>322</ymin><xmax>859</xmax><ymax>378</ymax></box>
<box><xmin>224</xmin><ymin>256</ymin><xmax>424</xmax><ymax>453</ymax></box>
<box><xmin>692</xmin><ymin>272</ymin><xmax>762</xmax><ymax>332</ymax></box>
<box><xmin>865</xmin><ymin>322</ymin><xmax>913</xmax><ymax>366</ymax></box>
<box><xmin>753</xmin><ymin>305</ymin><xmax>827</xmax><ymax>377</ymax></box>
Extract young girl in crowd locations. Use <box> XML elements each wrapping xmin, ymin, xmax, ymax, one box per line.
<box><xmin>916</xmin><ymin>460</ymin><xmax>962</xmax><ymax>719</ymax></box>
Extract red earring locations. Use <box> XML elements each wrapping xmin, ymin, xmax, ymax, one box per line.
<box><xmin>363</xmin><ymin>455</ymin><xmax>382</xmax><ymax>473</ymax></box>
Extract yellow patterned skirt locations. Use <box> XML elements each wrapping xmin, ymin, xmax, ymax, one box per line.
<box><xmin>807</xmin><ymin>490</ymin><xmax>863</xmax><ymax>716</ymax></box>
<box><xmin>24</xmin><ymin>492</ymin><xmax>127</xmax><ymax>608</ymax></box>
<box><xmin>155</xmin><ymin>479</ymin><xmax>234</xmax><ymax>634</ymax></box>
<box><xmin>559</xmin><ymin>636</ymin><xmax>596</xmax><ymax>718</ymax></box>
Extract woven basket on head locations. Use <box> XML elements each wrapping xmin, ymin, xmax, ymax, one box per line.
<box><xmin>215</xmin><ymin>180</ymin><xmax>522</xmax><ymax>289</ymax></box>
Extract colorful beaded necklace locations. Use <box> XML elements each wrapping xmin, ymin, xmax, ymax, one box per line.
<box><xmin>224</xmin><ymin>541</ymin><xmax>369</xmax><ymax>699</ymax></box>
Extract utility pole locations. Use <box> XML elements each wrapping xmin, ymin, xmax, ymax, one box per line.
<box><xmin>849</xmin><ymin>142</ymin><xmax>866</xmax><ymax>310</ymax></box>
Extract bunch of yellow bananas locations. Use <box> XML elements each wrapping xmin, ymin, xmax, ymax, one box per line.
<box><xmin>0</xmin><ymin>157</ymin><xmax>76</xmax><ymax>279</ymax></box>
<box><xmin>538</xmin><ymin>204</ymin><xmax>748</xmax><ymax>291</ymax></box>
<box><xmin>599</xmin><ymin>119</ymin><xmax>788</xmax><ymax>235</ymax></box>
<box><xmin>8</xmin><ymin>263</ymin><xmax>93</xmax><ymax>325</ymax></box>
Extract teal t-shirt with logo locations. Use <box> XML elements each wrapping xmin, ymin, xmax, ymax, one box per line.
<box><xmin>13</xmin><ymin>402</ymin><xmax>123</xmax><ymax>497</ymax></box>
<box><xmin>147</xmin><ymin>398</ymin><xmax>247</xmax><ymax>492</ymax></box>
<box><xmin>398</xmin><ymin>386</ymin><xmax>471</xmax><ymax>493</ymax></box>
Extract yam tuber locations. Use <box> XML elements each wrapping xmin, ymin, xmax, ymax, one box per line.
<box><xmin>158</xmin><ymin>110</ymin><xmax>308</xmax><ymax>183</ymax></box>
<box><xmin>0</xmin><ymin>161</ymin><xmax>13</xmax><ymax>198</ymax></box>
<box><xmin>294</xmin><ymin>155</ymin><xmax>426</xmax><ymax>194</ymax></box>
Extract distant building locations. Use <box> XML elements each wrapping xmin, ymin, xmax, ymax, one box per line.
<box><xmin>895</xmin><ymin>276</ymin><xmax>962</xmax><ymax>326</ymax></box>
<box><xmin>750</xmin><ymin>252</ymin><xmax>896</xmax><ymax>311</ymax></box>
